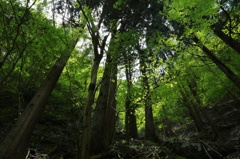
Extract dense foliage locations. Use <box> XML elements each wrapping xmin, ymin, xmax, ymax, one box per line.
<box><xmin>0</xmin><ymin>0</ymin><xmax>240</xmax><ymax>158</ymax></box>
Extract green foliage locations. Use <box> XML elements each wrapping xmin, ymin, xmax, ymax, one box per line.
<box><xmin>167</xmin><ymin>0</ymin><xmax>219</xmax><ymax>34</ymax></box>
<box><xmin>0</xmin><ymin>0</ymin><xmax>76</xmax><ymax>121</ymax></box>
<box><xmin>0</xmin><ymin>1</ymin><xmax>71</xmax><ymax>85</ymax></box>
<box><xmin>112</xmin><ymin>0</ymin><xmax>240</xmax><ymax>140</ymax></box>
<box><xmin>113</xmin><ymin>0</ymin><xmax>127</xmax><ymax>10</ymax></box>
<box><xmin>1</xmin><ymin>1</ymin><xmax>240</xmax><ymax>156</ymax></box>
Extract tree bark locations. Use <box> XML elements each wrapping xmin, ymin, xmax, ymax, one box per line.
<box><xmin>90</xmin><ymin>54</ymin><xmax>117</xmax><ymax>155</ymax></box>
<box><xmin>103</xmin><ymin>56</ymin><xmax>117</xmax><ymax>147</ymax></box>
<box><xmin>128</xmin><ymin>109</ymin><xmax>138</xmax><ymax>138</ymax></box>
<box><xmin>80</xmin><ymin>54</ymin><xmax>102</xmax><ymax>159</ymax></box>
<box><xmin>125</xmin><ymin>98</ymin><xmax>138</xmax><ymax>140</ymax></box>
<box><xmin>211</xmin><ymin>24</ymin><xmax>240</xmax><ymax>54</ymax></box>
<box><xmin>180</xmin><ymin>88</ymin><xmax>204</xmax><ymax>133</ymax></box>
<box><xmin>123</xmin><ymin>51</ymin><xmax>138</xmax><ymax>140</ymax></box>
<box><xmin>193</xmin><ymin>36</ymin><xmax>240</xmax><ymax>89</ymax></box>
<box><xmin>138</xmin><ymin>47</ymin><xmax>158</xmax><ymax>142</ymax></box>
<box><xmin>161</xmin><ymin>105</ymin><xmax>175</xmax><ymax>138</ymax></box>
<box><xmin>0</xmin><ymin>39</ymin><xmax>78</xmax><ymax>159</ymax></box>
<box><xmin>125</xmin><ymin>106</ymin><xmax>138</xmax><ymax>140</ymax></box>
<box><xmin>187</xmin><ymin>80</ymin><xmax>204</xmax><ymax>127</ymax></box>
<box><xmin>80</xmin><ymin>34</ymin><xmax>108</xmax><ymax>159</ymax></box>
<box><xmin>187</xmin><ymin>76</ymin><xmax>222</xmax><ymax>138</ymax></box>
<box><xmin>125</xmin><ymin>95</ymin><xmax>131</xmax><ymax>140</ymax></box>
<box><xmin>178</xmin><ymin>80</ymin><xmax>204</xmax><ymax>133</ymax></box>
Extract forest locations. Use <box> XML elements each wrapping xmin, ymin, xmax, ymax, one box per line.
<box><xmin>0</xmin><ymin>0</ymin><xmax>240</xmax><ymax>158</ymax></box>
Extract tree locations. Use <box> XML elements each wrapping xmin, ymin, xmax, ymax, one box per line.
<box><xmin>178</xmin><ymin>80</ymin><xmax>204</xmax><ymax>133</ymax></box>
<box><xmin>79</xmin><ymin>4</ymin><xmax>110</xmax><ymax>158</ymax></box>
<box><xmin>193</xmin><ymin>36</ymin><xmax>240</xmax><ymax>89</ymax></box>
<box><xmin>0</xmin><ymin>37</ymin><xmax>78</xmax><ymax>159</ymax></box>
<box><xmin>212</xmin><ymin>0</ymin><xmax>240</xmax><ymax>54</ymax></box>
<box><xmin>212</xmin><ymin>22</ymin><xmax>240</xmax><ymax>54</ymax></box>
<box><xmin>137</xmin><ymin>45</ymin><xmax>159</xmax><ymax>142</ymax></box>
<box><xmin>0</xmin><ymin>1</ymin><xmax>81</xmax><ymax>158</ymax></box>
<box><xmin>166</xmin><ymin>0</ymin><xmax>240</xmax><ymax>89</ymax></box>
<box><xmin>123</xmin><ymin>50</ymin><xmax>138</xmax><ymax>140</ymax></box>
<box><xmin>80</xmin><ymin>35</ymin><xmax>108</xmax><ymax>158</ymax></box>
<box><xmin>90</xmin><ymin>46</ymin><xmax>118</xmax><ymax>155</ymax></box>
<box><xmin>2</xmin><ymin>0</ymin><xmax>240</xmax><ymax>158</ymax></box>
<box><xmin>83</xmin><ymin>0</ymin><xmax>165</xmax><ymax>156</ymax></box>
<box><xmin>0</xmin><ymin>0</ymin><xmax>36</xmax><ymax>69</ymax></box>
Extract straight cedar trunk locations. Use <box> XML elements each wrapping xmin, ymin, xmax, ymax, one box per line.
<box><xmin>187</xmin><ymin>80</ymin><xmax>203</xmax><ymax>124</ymax></box>
<box><xmin>144</xmin><ymin>80</ymin><xmax>158</xmax><ymax>141</ymax></box>
<box><xmin>80</xmin><ymin>34</ymin><xmax>108</xmax><ymax>159</ymax></box>
<box><xmin>212</xmin><ymin>24</ymin><xmax>240</xmax><ymax>54</ymax></box>
<box><xmin>193</xmin><ymin>36</ymin><xmax>240</xmax><ymax>89</ymax></box>
<box><xmin>80</xmin><ymin>55</ymin><xmax>102</xmax><ymax>159</ymax></box>
<box><xmin>187</xmin><ymin>77</ymin><xmax>221</xmax><ymax>138</ymax></box>
<box><xmin>128</xmin><ymin>109</ymin><xmax>138</xmax><ymax>138</ymax></box>
<box><xmin>123</xmin><ymin>52</ymin><xmax>138</xmax><ymax>140</ymax></box>
<box><xmin>186</xmin><ymin>80</ymin><xmax>205</xmax><ymax>132</ymax></box>
<box><xmin>125</xmin><ymin>96</ymin><xmax>131</xmax><ymax>140</ymax></box>
<box><xmin>180</xmin><ymin>88</ymin><xmax>204</xmax><ymax>132</ymax></box>
<box><xmin>125</xmin><ymin>103</ymin><xmax>138</xmax><ymax>140</ymax></box>
<box><xmin>104</xmin><ymin>58</ymin><xmax>117</xmax><ymax>144</ymax></box>
<box><xmin>90</xmin><ymin>54</ymin><xmax>117</xmax><ymax>155</ymax></box>
<box><xmin>125</xmin><ymin>95</ymin><xmax>138</xmax><ymax>140</ymax></box>
<box><xmin>0</xmin><ymin>39</ymin><xmax>77</xmax><ymax>159</ymax></box>
<box><xmin>138</xmin><ymin>48</ymin><xmax>158</xmax><ymax>142</ymax></box>
<box><xmin>161</xmin><ymin>105</ymin><xmax>175</xmax><ymax>138</ymax></box>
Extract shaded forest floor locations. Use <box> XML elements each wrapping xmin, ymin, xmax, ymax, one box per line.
<box><xmin>1</xmin><ymin>99</ymin><xmax>240</xmax><ymax>159</ymax></box>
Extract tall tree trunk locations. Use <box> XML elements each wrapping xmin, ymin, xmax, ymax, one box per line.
<box><xmin>193</xmin><ymin>36</ymin><xmax>240</xmax><ymax>89</ymax></box>
<box><xmin>161</xmin><ymin>105</ymin><xmax>175</xmax><ymax>138</ymax></box>
<box><xmin>90</xmin><ymin>54</ymin><xmax>117</xmax><ymax>155</ymax></box>
<box><xmin>103</xmin><ymin>57</ymin><xmax>117</xmax><ymax>148</ymax></box>
<box><xmin>144</xmin><ymin>89</ymin><xmax>158</xmax><ymax>141</ymax></box>
<box><xmin>138</xmin><ymin>47</ymin><xmax>158</xmax><ymax>142</ymax></box>
<box><xmin>80</xmin><ymin>34</ymin><xmax>108</xmax><ymax>159</ymax></box>
<box><xmin>123</xmin><ymin>52</ymin><xmax>138</xmax><ymax>140</ymax></box>
<box><xmin>179</xmin><ymin>79</ymin><xmax>204</xmax><ymax>133</ymax></box>
<box><xmin>128</xmin><ymin>109</ymin><xmax>138</xmax><ymax>138</ymax></box>
<box><xmin>0</xmin><ymin>39</ymin><xmax>77</xmax><ymax>159</ymax></box>
<box><xmin>187</xmin><ymin>76</ymin><xmax>222</xmax><ymax>138</ymax></box>
<box><xmin>180</xmin><ymin>87</ymin><xmax>204</xmax><ymax>133</ymax></box>
<box><xmin>125</xmin><ymin>105</ymin><xmax>138</xmax><ymax>140</ymax></box>
<box><xmin>80</xmin><ymin>55</ymin><xmax>102</xmax><ymax>159</ymax></box>
<box><xmin>187</xmin><ymin>80</ymin><xmax>204</xmax><ymax>125</ymax></box>
<box><xmin>125</xmin><ymin>98</ymin><xmax>138</xmax><ymax>140</ymax></box>
<box><xmin>125</xmin><ymin>95</ymin><xmax>131</xmax><ymax>140</ymax></box>
<box><xmin>211</xmin><ymin>23</ymin><xmax>240</xmax><ymax>54</ymax></box>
